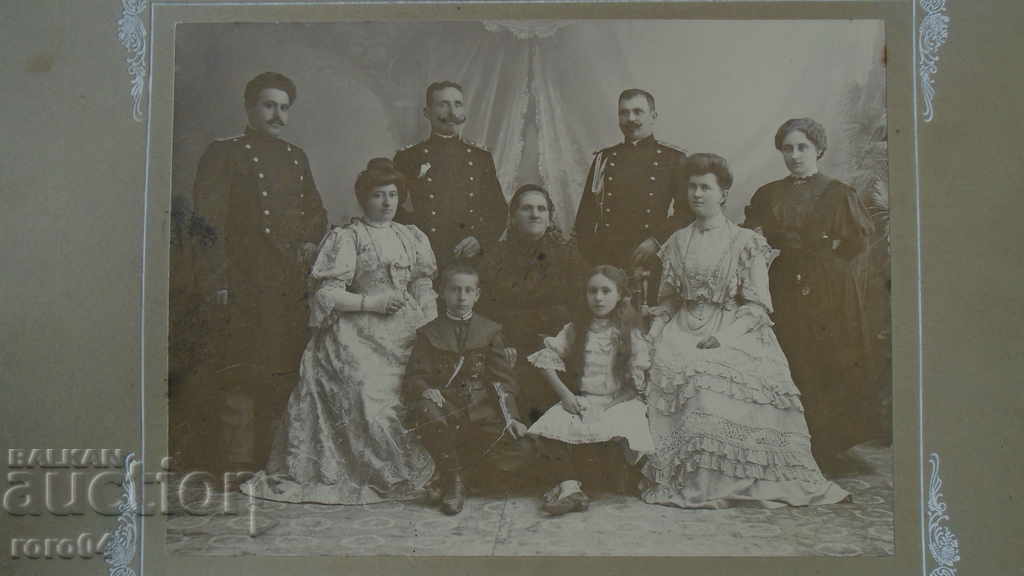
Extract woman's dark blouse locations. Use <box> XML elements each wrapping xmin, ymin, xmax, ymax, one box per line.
<box><xmin>477</xmin><ymin>231</ymin><xmax>590</xmax><ymax>354</ymax></box>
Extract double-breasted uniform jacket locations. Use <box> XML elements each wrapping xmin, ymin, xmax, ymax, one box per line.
<box><xmin>574</xmin><ymin>135</ymin><xmax>694</xmax><ymax>270</ymax></box>
<box><xmin>192</xmin><ymin>127</ymin><xmax>328</xmax><ymax>374</ymax></box>
<box><xmin>404</xmin><ymin>314</ymin><xmax>521</xmax><ymax>427</ymax></box>
<box><xmin>393</xmin><ymin>133</ymin><xmax>507</xmax><ymax>267</ymax></box>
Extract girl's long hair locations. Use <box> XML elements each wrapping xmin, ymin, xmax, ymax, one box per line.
<box><xmin>566</xmin><ymin>265</ymin><xmax>641</xmax><ymax>388</ymax></box>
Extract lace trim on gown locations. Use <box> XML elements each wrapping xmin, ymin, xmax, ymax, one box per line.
<box><xmin>645</xmin><ymin>411</ymin><xmax>826</xmax><ymax>483</ymax></box>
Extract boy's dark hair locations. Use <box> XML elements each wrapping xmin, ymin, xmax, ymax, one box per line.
<box><xmin>440</xmin><ymin>261</ymin><xmax>479</xmax><ymax>289</ymax></box>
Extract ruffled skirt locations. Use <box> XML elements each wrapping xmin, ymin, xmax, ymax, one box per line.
<box><xmin>642</xmin><ymin>313</ymin><xmax>849</xmax><ymax>509</ymax></box>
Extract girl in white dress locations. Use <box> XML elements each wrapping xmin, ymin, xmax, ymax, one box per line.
<box><xmin>527</xmin><ymin>265</ymin><xmax>654</xmax><ymax>515</ymax></box>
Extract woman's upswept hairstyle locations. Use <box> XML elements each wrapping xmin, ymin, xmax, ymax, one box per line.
<box><xmin>354</xmin><ymin>157</ymin><xmax>407</xmax><ymax>209</ymax></box>
<box><xmin>774</xmin><ymin>117</ymin><xmax>828</xmax><ymax>158</ymax></box>
<box><xmin>684</xmin><ymin>152</ymin><xmax>734</xmax><ymax>192</ymax></box>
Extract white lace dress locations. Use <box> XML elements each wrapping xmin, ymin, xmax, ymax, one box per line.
<box><xmin>526</xmin><ymin>320</ymin><xmax>654</xmax><ymax>457</ymax></box>
<box><xmin>642</xmin><ymin>217</ymin><xmax>849</xmax><ymax>509</ymax></box>
<box><xmin>241</xmin><ymin>219</ymin><xmax>437</xmax><ymax>504</ymax></box>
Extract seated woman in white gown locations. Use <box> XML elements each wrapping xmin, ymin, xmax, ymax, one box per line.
<box><xmin>242</xmin><ymin>158</ymin><xmax>436</xmax><ymax>504</ymax></box>
<box><xmin>642</xmin><ymin>153</ymin><xmax>850</xmax><ymax>509</ymax></box>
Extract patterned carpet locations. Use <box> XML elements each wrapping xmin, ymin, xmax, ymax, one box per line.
<box><xmin>166</xmin><ymin>443</ymin><xmax>893</xmax><ymax>557</ymax></box>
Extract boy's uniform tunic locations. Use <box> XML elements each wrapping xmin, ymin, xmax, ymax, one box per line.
<box><xmin>405</xmin><ymin>314</ymin><xmax>534</xmax><ymax>487</ymax></box>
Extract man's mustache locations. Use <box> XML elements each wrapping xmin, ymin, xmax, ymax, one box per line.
<box><xmin>621</xmin><ymin>122</ymin><xmax>642</xmax><ymax>130</ymax></box>
<box><xmin>440</xmin><ymin>115</ymin><xmax>466</xmax><ymax>125</ymax></box>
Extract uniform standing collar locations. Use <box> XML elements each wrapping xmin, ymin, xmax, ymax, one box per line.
<box><xmin>625</xmin><ymin>134</ymin><xmax>656</xmax><ymax>147</ymax></box>
<box><xmin>429</xmin><ymin>132</ymin><xmax>461</xmax><ymax>145</ymax></box>
<box><xmin>244</xmin><ymin>126</ymin><xmax>282</xmax><ymax>142</ymax></box>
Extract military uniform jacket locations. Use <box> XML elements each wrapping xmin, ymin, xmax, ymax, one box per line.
<box><xmin>192</xmin><ymin>127</ymin><xmax>328</xmax><ymax>294</ymax></box>
<box><xmin>404</xmin><ymin>314</ymin><xmax>521</xmax><ymax>426</ymax></box>
<box><xmin>574</xmin><ymin>135</ymin><xmax>693</xmax><ymax>269</ymax></box>
<box><xmin>393</xmin><ymin>134</ymin><xmax>507</xmax><ymax>267</ymax></box>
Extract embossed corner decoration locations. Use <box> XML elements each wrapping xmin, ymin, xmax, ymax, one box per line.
<box><xmin>918</xmin><ymin>0</ymin><xmax>950</xmax><ymax>122</ymax></box>
<box><xmin>118</xmin><ymin>0</ymin><xmax>149</xmax><ymax>122</ymax></box>
<box><xmin>928</xmin><ymin>453</ymin><xmax>961</xmax><ymax>576</ymax></box>
<box><xmin>104</xmin><ymin>452</ymin><xmax>138</xmax><ymax>576</ymax></box>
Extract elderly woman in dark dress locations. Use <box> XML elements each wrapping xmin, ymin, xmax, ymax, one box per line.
<box><xmin>477</xmin><ymin>184</ymin><xmax>590</xmax><ymax>423</ymax></box>
<box><xmin>744</xmin><ymin>118</ymin><xmax>874</xmax><ymax>471</ymax></box>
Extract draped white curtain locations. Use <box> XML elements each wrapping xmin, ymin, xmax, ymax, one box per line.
<box><xmin>174</xmin><ymin>21</ymin><xmax>884</xmax><ymax>229</ymax></box>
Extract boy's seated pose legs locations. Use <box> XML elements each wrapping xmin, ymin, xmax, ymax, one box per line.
<box><xmin>405</xmin><ymin>263</ymin><xmax>535</xmax><ymax>515</ymax></box>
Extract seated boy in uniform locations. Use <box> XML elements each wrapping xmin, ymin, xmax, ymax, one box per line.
<box><xmin>404</xmin><ymin>262</ymin><xmax>535</xmax><ymax>515</ymax></box>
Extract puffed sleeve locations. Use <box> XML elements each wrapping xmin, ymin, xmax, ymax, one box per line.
<box><xmin>655</xmin><ymin>231</ymin><xmax>686</xmax><ymax>306</ymax></box>
<box><xmin>308</xmin><ymin>227</ymin><xmax>358</xmax><ymax>327</ymax></box>
<box><xmin>714</xmin><ymin>232</ymin><xmax>775</xmax><ymax>344</ymax></box>
<box><xmin>735</xmin><ymin>231</ymin><xmax>775</xmax><ymax>322</ymax></box>
<box><xmin>527</xmin><ymin>322</ymin><xmax>575</xmax><ymax>372</ymax></box>
<box><xmin>406</xmin><ymin>224</ymin><xmax>438</xmax><ymax>321</ymax></box>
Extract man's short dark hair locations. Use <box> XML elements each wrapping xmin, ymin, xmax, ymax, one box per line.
<box><xmin>440</xmin><ymin>261</ymin><xmax>479</xmax><ymax>289</ymax></box>
<box><xmin>244</xmin><ymin>72</ymin><xmax>297</xmax><ymax>108</ymax></box>
<box><xmin>425</xmin><ymin>80</ymin><xmax>464</xmax><ymax>107</ymax></box>
<box><xmin>618</xmin><ymin>89</ymin><xmax>656</xmax><ymax>112</ymax></box>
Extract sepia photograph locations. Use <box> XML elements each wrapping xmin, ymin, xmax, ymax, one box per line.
<box><xmin>166</xmin><ymin>18</ymin><xmax>893</xmax><ymax>557</ymax></box>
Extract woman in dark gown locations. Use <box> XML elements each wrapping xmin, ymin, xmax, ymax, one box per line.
<box><xmin>744</xmin><ymin>118</ymin><xmax>874</xmax><ymax>470</ymax></box>
<box><xmin>478</xmin><ymin>184</ymin><xmax>590</xmax><ymax>423</ymax></box>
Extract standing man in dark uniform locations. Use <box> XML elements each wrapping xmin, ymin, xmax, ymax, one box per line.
<box><xmin>574</xmin><ymin>89</ymin><xmax>693</xmax><ymax>304</ymax></box>
<box><xmin>192</xmin><ymin>72</ymin><xmax>328</xmax><ymax>472</ymax></box>
<box><xmin>393</xmin><ymin>81</ymin><xmax>507</xmax><ymax>270</ymax></box>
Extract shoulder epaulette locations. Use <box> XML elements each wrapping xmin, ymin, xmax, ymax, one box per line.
<box><xmin>655</xmin><ymin>140</ymin><xmax>687</xmax><ymax>155</ymax></box>
<box><xmin>216</xmin><ymin>133</ymin><xmax>246</xmax><ymax>144</ymax></box>
<box><xmin>464</xmin><ymin>138</ymin><xmax>489</xmax><ymax>152</ymax></box>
